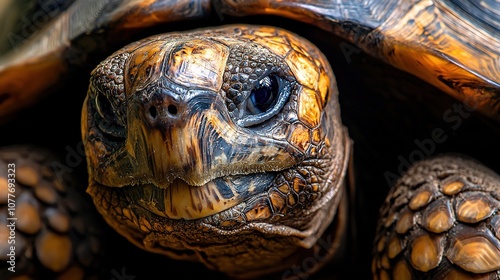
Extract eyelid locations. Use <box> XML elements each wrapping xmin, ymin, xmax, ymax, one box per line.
<box><xmin>94</xmin><ymin>91</ymin><xmax>110</xmax><ymax>119</ymax></box>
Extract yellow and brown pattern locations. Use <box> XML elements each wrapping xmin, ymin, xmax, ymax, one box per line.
<box><xmin>373</xmin><ymin>155</ymin><xmax>500</xmax><ymax>279</ymax></box>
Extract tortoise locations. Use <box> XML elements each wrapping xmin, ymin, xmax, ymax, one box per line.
<box><xmin>0</xmin><ymin>0</ymin><xmax>499</xmax><ymax>279</ymax></box>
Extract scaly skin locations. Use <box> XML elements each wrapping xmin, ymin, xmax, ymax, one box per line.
<box><xmin>373</xmin><ymin>155</ymin><xmax>500</xmax><ymax>279</ymax></box>
<box><xmin>82</xmin><ymin>25</ymin><xmax>350</xmax><ymax>278</ymax></box>
<box><xmin>0</xmin><ymin>145</ymin><xmax>105</xmax><ymax>279</ymax></box>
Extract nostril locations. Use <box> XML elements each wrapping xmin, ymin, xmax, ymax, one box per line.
<box><xmin>146</xmin><ymin>102</ymin><xmax>180</xmax><ymax>123</ymax></box>
<box><xmin>167</xmin><ymin>104</ymin><xmax>178</xmax><ymax>116</ymax></box>
<box><xmin>148</xmin><ymin>106</ymin><xmax>158</xmax><ymax>119</ymax></box>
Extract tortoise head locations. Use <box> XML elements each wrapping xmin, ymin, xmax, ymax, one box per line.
<box><xmin>81</xmin><ymin>24</ymin><xmax>350</xmax><ymax>278</ymax></box>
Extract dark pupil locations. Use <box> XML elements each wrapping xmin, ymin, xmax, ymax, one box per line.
<box><xmin>250</xmin><ymin>75</ymin><xmax>278</xmax><ymax>113</ymax></box>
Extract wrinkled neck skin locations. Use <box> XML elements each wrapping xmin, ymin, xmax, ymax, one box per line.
<box><xmin>82</xmin><ymin>25</ymin><xmax>351</xmax><ymax>278</ymax></box>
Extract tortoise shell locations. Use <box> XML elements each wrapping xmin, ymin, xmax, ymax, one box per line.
<box><xmin>0</xmin><ymin>0</ymin><xmax>498</xmax><ymax>122</ymax></box>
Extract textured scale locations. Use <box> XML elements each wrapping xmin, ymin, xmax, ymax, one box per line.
<box><xmin>90</xmin><ymin>53</ymin><xmax>128</xmax><ymax>126</ymax></box>
<box><xmin>373</xmin><ymin>155</ymin><xmax>500</xmax><ymax>279</ymax></box>
<box><xmin>0</xmin><ymin>146</ymin><xmax>105</xmax><ymax>279</ymax></box>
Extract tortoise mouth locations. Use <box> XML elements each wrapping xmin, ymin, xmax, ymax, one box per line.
<box><xmin>115</xmin><ymin>172</ymin><xmax>277</xmax><ymax>220</ymax></box>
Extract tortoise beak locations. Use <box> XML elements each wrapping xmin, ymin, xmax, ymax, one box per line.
<box><xmin>94</xmin><ymin>88</ymin><xmax>302</xmax><ymax>188</ymax></box>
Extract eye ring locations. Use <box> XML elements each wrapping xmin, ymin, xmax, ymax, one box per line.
<box><xmin>237</xmin><ymin>74</ymin><xmax>291</xmax><ymax>127</ymax></box>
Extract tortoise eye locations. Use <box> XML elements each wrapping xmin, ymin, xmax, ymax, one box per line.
<box><xmin>247</xmin><ymin>75</ymin><xmax>279</xmax><ymax>114</ymax></box>
<box><xmin>95</xmin><ymin>92</ymin><xmax>114</xmax><ymax>121</ymax></box>
<box><xmin>237</xmin><ymin>74</ymin><xmax>291</xmax><ymax>127</ymax></box>
<box><xmin>93</xmin><ymin>91</ymin><xmax>126</xmax><ymax>140</ymax></box>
